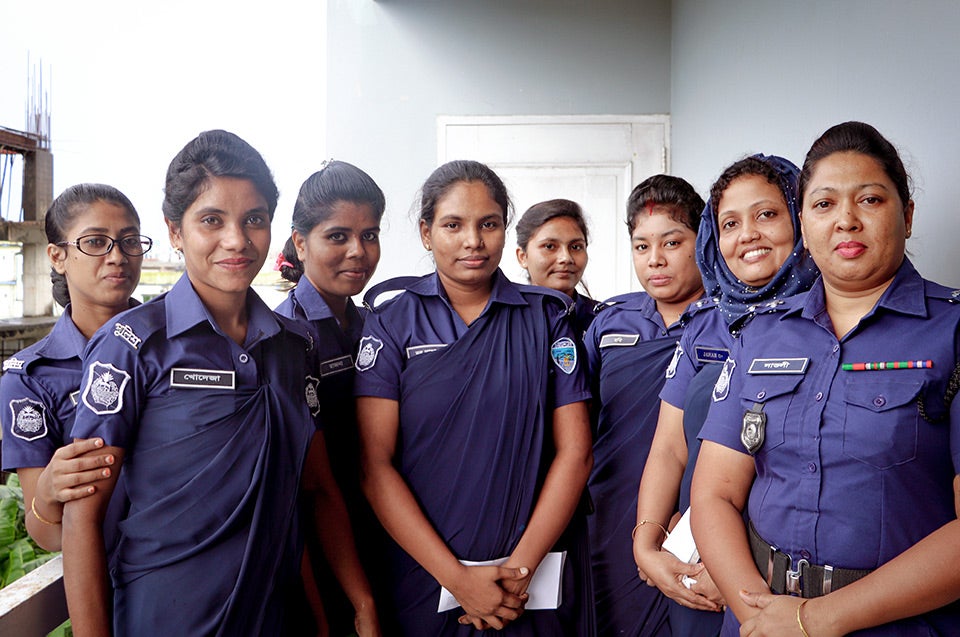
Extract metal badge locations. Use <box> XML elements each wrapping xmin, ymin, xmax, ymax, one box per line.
<box><xmin>741</xmin><ymin>404</ymin><xmax>767</xmax><ymax>455</ymax></box>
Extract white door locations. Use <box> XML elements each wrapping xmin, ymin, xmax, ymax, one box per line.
<box><xmin>438</xmin><ymin>115</ymin><xmax>669</xmax><ymax>302</ymax></box>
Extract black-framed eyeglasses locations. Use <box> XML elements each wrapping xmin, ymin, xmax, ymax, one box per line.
<box><xmin>57</xmin><ymin>234</ymin><xmax>153</xmax><ymax>257</ymax></box>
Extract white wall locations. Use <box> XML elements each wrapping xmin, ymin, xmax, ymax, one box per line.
<box><xmin>326</xmin><ymin>0</ymin><xmax>672</xmax><ymax>287</ymax></box>
<box><xmin>671</xmin><ymin>0</ymin><xmax>960</xmax><ymax>286</ymax></box>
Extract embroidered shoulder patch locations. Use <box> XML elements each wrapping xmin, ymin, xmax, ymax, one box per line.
<box><xmin>9</xmin><ymin>398</ymin><xmax>48</xmax><ymax>442</ymax></box>
<box><xmin>81</xmin><ymin>361</ymin><xmax>131</xmax><ymax>415</ymax></box>
<box><xmin>665</xmin><ymin>343</ymin><xmax>683</xmax><ymax>379</ymax></box>
<box><xmin>356</xmin><ymin>336</ymin><xmax>384</xmax><ymax>372</ymax></box>
<box><xmin>551</xmin><ymin>337</ymin><xmax>577</xmax><ymax>375</ymax></box>
<box><xmin>113</xmin><ymin>322</ymin><xmax>142</xmax><ymax>349</ymax></box>
<box><xmin>3</xmin><ymin>357</ymin><xmax>25</xmax><ymax>371</ymax></box>
<box><xmin>712</xmin><ymin>357</ymin><xmax>736</xmax><ymax>402</ymax></box>
<box><xmin>305</xmin><ymin>375</ymin><xmax>321</xmax><ymax>416</ymax></box>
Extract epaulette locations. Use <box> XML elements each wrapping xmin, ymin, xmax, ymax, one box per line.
<box><xmin>362</xmin><ymin>276</ymin><xmax>422</xmax><ymax>312</ymax></box>
<box><xmin>925</xmin><ymin>280</ymin><xmax>960</xmax><ymax>304</ymax></box>
<box><xmin>104</xmin><ymin>301</ymin><xmax>167</xmax><ymax>352</ymax></box>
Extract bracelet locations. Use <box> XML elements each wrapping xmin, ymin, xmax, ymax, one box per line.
<box><xmin>796</xmin><ymin>598</ymin><xmax>811</xmax><ymax>637</ymax></box>
<box><xmin>31</xmin><ymin>497</ymin><xmax>62</xmax><ymax>526</ymax></box>
<box><xmin>632</xmin><ymin>519</ymin><xmax>669</xmax><ymax>541</ymax></box>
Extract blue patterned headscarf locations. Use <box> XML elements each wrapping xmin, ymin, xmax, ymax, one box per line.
<box><xmin>696</xmin><ymin>153</ymin><xmax>820</xmax><ymax>329</ymax></box>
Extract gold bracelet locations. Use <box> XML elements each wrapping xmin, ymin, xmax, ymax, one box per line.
<box><xmin>796</xmin><ymin>598</ymin><xmax>811</xmax><ymax>637</ymax></box>
<box><xmin>31</xmin><ymin>496</ymin><xmax>62</xmax><ymax>526</ymax></box>
<box><xmin>632</xmin><ymin>519</ymin><xmax>669</xmax><ymax>541</ymax></box>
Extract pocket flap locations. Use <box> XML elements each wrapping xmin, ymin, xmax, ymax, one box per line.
<box><xmin>844</xmin><ymin>379</ymin><xmax>922</xmax><ymax>413</ymax></box>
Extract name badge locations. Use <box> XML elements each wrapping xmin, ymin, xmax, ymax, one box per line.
<box><xmin>748</xmin><ymin>358</ymin><xmax>808</xmax><ymax>374</ymax></box>
<box><xmin>695</xmin><ymin>346</ymin><xmax>729</xmax><ymax>363</ymax></box>
<box><xmin>406</xmin><ymin>344</ymin><xmax>447</xmax><ymax>359</ymax></box>
<box><xmin>320</xmin><ymin>355</ymin><xmax>353</xmax><ymax>377</ymax></box>
<box><xmin>599</xmin><ymin>333</ymin><xmax>639</xmax><ymax>348</ymax></box>
<box><xmin>170</xmin><ymin>368</ymin><xmax>236</xmax><ymax>389</ymax></box>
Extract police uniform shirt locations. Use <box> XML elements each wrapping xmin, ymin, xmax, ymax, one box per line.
<box><xmin>659</xmin><ymin>298</ymin><xmax>729</xmax><ymax>410</ymax></box>
<box><xmin>700</xmin><ymin>259</ymin><xmax>960</xmax><ymax>572</ymax></box>
<box><xmin>1</xmin><ymin>309</ymin><xmax>88</xmax><ymax>471</ymax></box>
<box><xmin>354</xmin><ymin>269</ymin><xmax>590</xmax><ymax>408</ymax></box>
<box><xmin>71</xmin><ymin>275</ymin><xmax>321</xmax><ymax>453</ymax></box>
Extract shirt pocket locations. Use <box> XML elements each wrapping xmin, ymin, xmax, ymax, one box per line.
<box><xmin>842</xmin><ymin>379</ymin><xmax>922</xmax><ymax>469</ymax></box>
<box><xmin>739</xmin><ymin>374</ymin><xmax>805</xmax><ymax>452</ymax></box>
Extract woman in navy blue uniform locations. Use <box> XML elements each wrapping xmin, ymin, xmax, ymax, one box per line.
<box><xmin>1</xmin><ymin>184</ymin><xmax>149</xmax><ymax>550</ymax></box>
<box><xmin>582</xmin><ymin>175</ymin><xmax>708</xmax><ymax>636</ymax></box>
<box><xmin>515</xmin><ymin>198</ymin><xmax>596</xmax><ymax>336</ymax></box>
<box><xmin>633</xmin><ymin>155</ymin><xmax>819</xmax><ymax>637</ymax></box>
<box><xmin>62</xmin><ymin>130</ymin><xmax>361</xmax><ymax>637</ymax></box>
<box><xmin>355</xmin><ymin>160</ymin><xmax>594</xmax><ymax>635</ymax></box>
<box><xmin>275</xmin><ymin>160</ymin><xmax>386</xmax><ymax>635</ymax></box>
<box><xmin>694</xmin><ymin>122</ymin><xmax>960</xmax><ymax>635</ymax></box>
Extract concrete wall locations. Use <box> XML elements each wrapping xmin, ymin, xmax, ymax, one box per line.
<box><xmin>326</xmin><ymin>0</ymin><xmax>672</xmax><ymax>282</ymax></box>
<box><xmin>671</xmin><ymin>0</ymin><xmax>960</xmax><ymax>285</ymax></box>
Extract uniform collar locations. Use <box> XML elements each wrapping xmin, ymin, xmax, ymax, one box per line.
<box><xmin>411</xmin><ymin>269</ymin><xmax>528</xmax><ymax>307</ymax></box>
<box><xmin>34</xmin><ymin>308</ymin><xmax>89</xmax><ymax>360</ymax></box>
<box><xmin>165</xmin><ymin>274</ymin><xmax>281</xmax><ymax>344</ymax></box>
<box><xmin>293</xmin><ymin>278</ymin><xmax>336</xmax><ymax>321</ymax></box>
<box><xmin>793</xmin><ymin>257</ymin><xmax>927</xmax><ymax>321</ymax></box>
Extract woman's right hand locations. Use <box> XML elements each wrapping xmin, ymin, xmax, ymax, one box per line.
<box><xmin>38</xmin><ymin>438</ymin><xmax>114</xmax><ymax>505</ymax></box>
<box><xmin>449</xmin><ymin>564</ymin><xmax>529</xmax><ymax>630</ymax></box>
<box><xmin>633</xmin><ymin>544</ymin><xmax>722</xmax><ymax>612</ymax></box>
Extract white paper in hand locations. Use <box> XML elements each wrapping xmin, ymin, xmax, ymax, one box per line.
<box><xmin>660</xmin><ymin>507</ymin><xmax>699</xmax><ymax>564</ymax></box>
<box><xmin>437</xmin><ymin>551</ymin><xmax>566</xmax><ymax>612</ymax></box>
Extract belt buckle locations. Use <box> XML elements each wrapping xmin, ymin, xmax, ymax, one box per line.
<box><xmin>785</xmin><ymin>558</ymin><xmax>808</xmax><ymax>596</ymax></box>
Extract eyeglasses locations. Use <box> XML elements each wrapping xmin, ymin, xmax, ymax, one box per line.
<box><xmin>57</xmin><ymin>234</ymin><xmax>153</xmax><ymax>257</ymax></box>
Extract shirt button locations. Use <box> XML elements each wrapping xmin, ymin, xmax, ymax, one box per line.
<box><xmin>815</xmin><ymin>392</ymin><xmax>823</xmax><ymax>401</ymax></box>
<box><xmin>807</xmin><ymin>462</ymin><xmax>817</xmax><ymax>473</ymax></box>
<box><xmin>873</xmin><ymin>395</ymin><xmax>886</xmax><ymax>407</ymax></box>
<box><xmin>800</xmin><ymin>549</ymin><xmax>811</xmax><ymax>561</ymax></box>
<box><xmin>832</xmin><ymin>344</ymin><xmax>840</xmax><ymax>353</ymax></box>
<box><xmin>239</xmin><ymin>353</ymin><xmax>249</xmax><ymax>363</ymax></box>
<box><xmin>756</xmin><ymin>391</ymin><xmax>766</xmax><ymax>400</ymax></box>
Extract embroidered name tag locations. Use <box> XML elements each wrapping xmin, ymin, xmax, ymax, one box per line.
<box><xmin>170</xmin><ymin>368</ymin><xmax>236</xmax><ymax>389</ymax></box>
<box><xmin>695</xmin><ymin>346</ymin><xmax>729</xmax><ymax>363</ymax></box>
<box><xmin>599</xmin><ymin>333</ymin><xmax>640</xmax><ymax>348</ymax></box>
<box><xmin>320</xmin><ymin>355</ymin><xmax>353</xmax><ymax>377</ymax></box>
<box><xmin>748</xmin><ymin>358</ymin><xmax>809</xmax><ymax>374</ymax></box>
<box><xmin>406</xmin><ymin>344</ymin><xmax>447</xmax><ymax>359</ymax></box>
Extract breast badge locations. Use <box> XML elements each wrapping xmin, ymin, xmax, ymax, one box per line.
<box><xmin>741</xmin><ymin>405</ymin><xmax>767</xmax><ymax>455</ymax></box>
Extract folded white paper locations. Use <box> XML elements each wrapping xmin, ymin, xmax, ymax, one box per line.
<box><xmin>437</xmin><ymin>551</ymin><xmax>566</xmax><ymax>612</ymax></box>
<box><xmin>660</xmin><ymin>507</ymin><xmax>699</xmax><ymax>564</ymax></box>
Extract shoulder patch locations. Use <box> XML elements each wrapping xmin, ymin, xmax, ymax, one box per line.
<box><xmin>551</xmin><ymin>337</ymin><xmax>578</xmax><ymax>375</ymax></box>
<box><xmin>356</xmin><ymin>336</ymin><xmax>384</xmax><ymax>372</ymax></box>
<box><xmin>305</xmin><ymin>375</ymin><xmax>321</xmax><ymax>416</ymax></box>
<box><xmin>113</xmin><ymin>322</ymin><xmax>142</xmax><ymax>349</ymax></box>
<box><xmin>9</xmin><ymin>398</ymin><xmax>48</xmax><ymax>441</ymax></box>
<box><xmin>81</xmin><ymin>361</ymin><xmax>131</xmax><ymax>415</ymax></box>
<box><xmin>712</xmin><ymin>357</ymin><xmax>736</xmax><ymax>402</ymax></box>
<box><xmin>665</xmin><ymin>343</ymin><xmax>683</xmax><ymax>379</ymax></box>
<box><xmin>3</xmin><ymin>357</ymin><xmax>25</xmax><ymax>371</ymax></box>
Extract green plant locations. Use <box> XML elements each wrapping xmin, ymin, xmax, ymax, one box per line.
<box><xmin>0</xmin><ymin>473</ymin><xmax>57</xmax><ymax>588</ymax></box>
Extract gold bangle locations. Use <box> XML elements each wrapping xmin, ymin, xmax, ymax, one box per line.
<box><xmin>31</xmin><ymin>496</ymin><xmax>61</xmax><ymax>526</ymax></box>
<box><xmin>632</xmin><ymin>519</ymin><xmax>669</xmax><ymax>541</ymax></box>
<box><xmin>796</xmin><ymin>598</ymin><xmax>811</xmax><ymax>637</ymax></box>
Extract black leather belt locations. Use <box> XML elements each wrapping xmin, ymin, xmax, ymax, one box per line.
<box><xmin>748</xmin><ymin>521</ymin><xmax>872</xmax><ymax>598</ymax></box>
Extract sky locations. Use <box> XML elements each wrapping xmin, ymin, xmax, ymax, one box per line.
<box><xmin>0</xmin><ymin>0</ymin><xmax>327</xmax><ymax>262</ymax></box>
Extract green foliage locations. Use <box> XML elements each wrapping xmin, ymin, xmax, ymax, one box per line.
<box><xmin>0</xmin><ymin>473</ymin><xmax>56</xmax><ymax>588</ymax></box>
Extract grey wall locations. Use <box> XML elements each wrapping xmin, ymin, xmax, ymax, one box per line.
<box><xmin>671</xmin><ymin>0</ymin><xmax>960</xmax><ymax>286</ymax></box>
<box><xmin>326</xmin><ymin>0</ymin><xmax>672</xmax><ymax>282</ymax></box>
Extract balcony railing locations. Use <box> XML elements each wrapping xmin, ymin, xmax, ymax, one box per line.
<box><xmin>0</xmin><ymin>555</ymin><xmax>67</xmax><ymax>636</ymax></box>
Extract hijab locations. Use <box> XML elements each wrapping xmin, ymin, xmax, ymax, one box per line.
<box><xmin>696</xmin><ymin>153</ymin><xmax>820</xmax><ymax>329</ymax></box>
